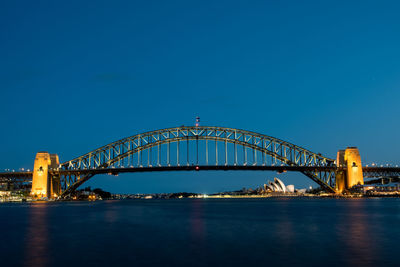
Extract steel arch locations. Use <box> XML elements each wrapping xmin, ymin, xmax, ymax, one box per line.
<box><xmin>59</xmin><ymin>126</ymin><xmax>336</xmax><ymax>196</ymax></box>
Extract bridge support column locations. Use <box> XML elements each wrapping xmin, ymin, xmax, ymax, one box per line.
<box><xmin>31</xmin><ymin>152</ymin><xmax>60</xmax><ymax>199</ymax></box>
<box><xmin>335</xmin><ymin>170</ymin><xmax>346</xmax><ymax>193</ymax></box>
<box><xmin>336</xmin><ymin>147</ymin><xmax>364</xmax><ymax>193</ymax></box>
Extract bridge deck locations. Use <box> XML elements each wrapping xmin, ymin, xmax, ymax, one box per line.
<box><xmin>1</xmin><ymin>166</ymin><xmax>399</xmax><ymax>176</ymax></box>
<box><xmin>54</xmin><ymin>165</ymin><xmax>338</xmax><ymax>175</ymax></box>
<box><xmin>1</xmin><ymin>166</ymin><xmax>399</xmax><ymax>182</ymax></box>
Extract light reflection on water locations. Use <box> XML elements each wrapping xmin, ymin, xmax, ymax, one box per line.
<box><xmin>24</xmin><ymin>203</ymin><xmax>49</xmax><ymax>267</ymax></box>
<box><xmin>190</xmin><ymin>200</ymin><xmax>205</xmax><ymax>241</ymax></box>
<box><xmin>341</xmin><ymin>200</ymin><xmax>375</xmax><ymax>265</ymax></box>
<box><xmin>0</xmin><ymin>198</ymin><xmax>399</xmax><ymax>267</ymax></box>
<box><xmin>273</xmin><ymin>197</ymin><xmax>295</xmax><ymax>249</ymax></box>
<box><xmin>188</xmin><ymin>200</ymin><xmax>207</xmax><ymax>265</ymax></box>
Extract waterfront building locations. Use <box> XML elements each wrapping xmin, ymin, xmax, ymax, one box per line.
<box><xmin>265</xmin><ymin>178</ymin><xmax>295</xmax><ymax>193</ymax></box>
<box><xmin>286</xmin><ymin>185</ymin><xmax>295</xmax><ymax>193</ymax></box>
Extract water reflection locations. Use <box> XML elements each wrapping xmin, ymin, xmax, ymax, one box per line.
<box><xmin>8</xmin><ymin>198</ymin><xmax>395</xmax><ymax>267</ymax></box>
<box><xmin>189</xmin><ymin>200</ymin><xmax>207</xmax><ymax>264</ymax></box>
<box><xmin>273</xmin><ymin>199</ymin><xmax>294</xmax><ymax>248</ymax></box>
<box><xmin>338</xmin><ymin>199</ymin><xmax>378</xmax><ymax>266</ymax></box>
<box><xmin>104</xmin><ymin>201</ymin><xmax>119</xmax><ymax>224</ymax></box>
<box><xmin>190</xmin><ymin>200</ymin><xmax>205</xmax><ymax>241</ymax></box>
<box><xmin>24</xmin><ymin>203</ymin><xmax>49</xmax><ymax>267</ymax></box>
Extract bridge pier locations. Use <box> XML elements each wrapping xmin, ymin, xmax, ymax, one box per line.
<box><xmin>31</xmin><ymin>152</ymin><xmax>61</xmax><ymax>199</ymax></box>
<box><xmin>336</xmin><ymin>147</ymin><xmax>364</xmax><ymax>193</ymax></box>
<box><xmin>335</xmin><ymin>170</ymin><xmax>346</xmax><ymax>193</ymax></box>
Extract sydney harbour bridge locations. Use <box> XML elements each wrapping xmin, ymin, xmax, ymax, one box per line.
<box><xmin>1</xmin><ymin>126</ymin><xmax>399</xmax><ymax>198</ymax></box>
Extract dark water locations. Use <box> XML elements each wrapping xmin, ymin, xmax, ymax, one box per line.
<box><xmin>1</xmin><ymin>198</ymin><xmax>399</xmax><ymax>267</ymax></box>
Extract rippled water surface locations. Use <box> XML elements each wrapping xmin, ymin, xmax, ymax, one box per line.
<box><xmin>1</xmin><ymin>198</ymin><xmax>399</xmax><ymax>267</ymax></box>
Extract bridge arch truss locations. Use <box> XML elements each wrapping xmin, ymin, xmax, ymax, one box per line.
<box><xmin>59</xmin><ymin>126</ymin><xmax>336</xmax><ymax>196</ymax></box>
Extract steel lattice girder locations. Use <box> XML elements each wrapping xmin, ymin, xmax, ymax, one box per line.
<box><xmin>57</xmin><ymin>126</ymin><xmax>337</xmax><ymax>196</ymax></box>
<box><xmin>61</xmin><ymin>126</ymin><xmax>334</xmax><ymax>170</ymax></box>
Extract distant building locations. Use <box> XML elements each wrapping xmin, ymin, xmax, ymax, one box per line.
<box><xmin>353</xmin><ymin>183</ymin><xmax>400</xmax><ymax>194</ymax></box>
<box><xmin>269</xmin><ymin>180</ymin><xmax>282</xmax><ymax>192</ymax></box>
<box><xmin>286</xmin><ymin>185</ymin><xmax>295</xmax><ymax>193</ymax></box>
<box><xmin>265</xmin><ymin>177</ymin><xmax>295</xmax><ymax>193</ymax></box>
<box><xmin>274</xmin><ymin>178</ymin><xmax>286</xmax><ymax>193</ymax></box>
<box><xmin>297</xmin><ymin>189</ymin><xmax>307</xmax><ymax>194</ymax></box>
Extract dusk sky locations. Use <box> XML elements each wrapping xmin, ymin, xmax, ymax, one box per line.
<box><xmin>1</xmin><ymin>1</ymin><xmax>400</xmax><ymax>193</ymax></box>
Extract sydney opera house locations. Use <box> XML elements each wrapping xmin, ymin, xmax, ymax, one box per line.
<box><xmin>264</xmin><ymin>178</ymin><xmax>295</xmax><ymax>193</ymax></box>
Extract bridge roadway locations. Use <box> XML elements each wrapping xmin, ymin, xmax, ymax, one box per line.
<box><xmin>0</xmin><ymin>171</ymin><xmax>33</xmax><ymax>183</ymax></box>
<box><xmin>1</xmin><ymin>166</ymin><xmax>400</xmax><ymax>182</ymax></box>
<box><xmin>56</xmin><ymin>165</ymin><xmax>338</xmax><ymax>175</ymax></box>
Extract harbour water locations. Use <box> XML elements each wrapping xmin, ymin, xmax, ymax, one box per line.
<box><xmin>1</xmin><ymin>198</ymin><xmax>399</xmax><ymax>267</ymax></box>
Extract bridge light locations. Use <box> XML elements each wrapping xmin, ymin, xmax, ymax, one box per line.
<box><xmin>195</xmin><ymin>166</ymin><xmax>199</xmax><ymax>171</ymax></box>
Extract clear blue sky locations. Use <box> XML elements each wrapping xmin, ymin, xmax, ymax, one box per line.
<box><xmin>1</xmin><ymin>0</ymin><xmax>399</xmax><ymax>193</ymax></box>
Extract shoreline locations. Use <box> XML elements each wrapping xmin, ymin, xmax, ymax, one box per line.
<box><xmin>3</xmin><ymin>193</ymin><xmax>400</xmax><ymax>203</ymax></box>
